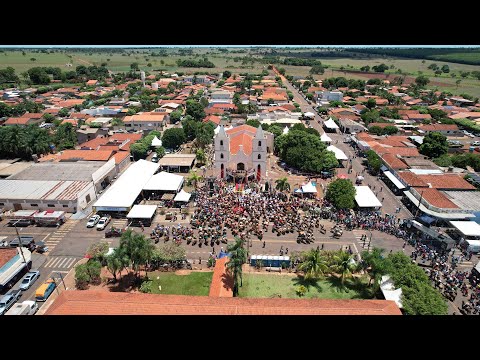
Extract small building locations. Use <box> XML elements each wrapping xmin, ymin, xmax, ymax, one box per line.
<box><xmin>127</xmin><ymin>205</ymin><xmax>157</xmax><ymax>227</ymax></box>
<box><xmin>158</xmin><ymin>154</ymin><xmax>196</xmax><ymax>173</ymax></box>
<box><xmin>76</xmin><ymin>127</ymin><xmax>109</xmax><ymax>145</ymax></box>
<box><xmin>123</xmin><ymin>114</ymin><xmax>168</xmax><ymax>131</ymax></box>
<box><xmin>419</xmin><ymin>124</ymin><xmax>463</xmax><ymax>137</ymax></box>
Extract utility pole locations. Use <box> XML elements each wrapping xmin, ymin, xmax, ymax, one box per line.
<box><xmin>415</xmin><ymin>190</ymin><xmax>424</xmax><ymax>218</ymax></box>
<box><xmin>13</xmin><ymin>220</ymin><xmax>27</xmax><ymax>265</ymax></box>
<box><xmin>57</xmin><ymin>272</ymin><xmax>67</xmax><ymax>290</ymax></box>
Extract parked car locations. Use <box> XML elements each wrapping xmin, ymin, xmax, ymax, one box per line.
<box><xmin>0</xmin><ymin>294</ymin><xmax>17</xmax><ymax>315</ymax></box>
<box><xmin>96</xmin><ymin>216</ymin><xmax>111</xmax><ymax>230</ymax></box>
<box><xmin>19</xmin><ymin>270</ymin><xmax>40</xmax><ymax>291</ymax></box>
<box><xmin>6</xmin><ymin>289</ymin><xmax>22</xmax><ymax>302</ymax></box>
<box><xmin>471</xmin><ymin>141</ymin><xmax>480</xmax><ymax>146</ymax></box>
<box><xmin>86</xmin><ymin>215</ymin><xmax>101</xmax><ymax>228</ymax></box>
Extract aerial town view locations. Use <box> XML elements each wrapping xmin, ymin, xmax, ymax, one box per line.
<box><xmin>1</xmin><ymin>45</ymin><xmax>480</xmax><ymax>316</ymax></box>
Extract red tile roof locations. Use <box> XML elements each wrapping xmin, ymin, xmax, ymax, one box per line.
<box><xmin>229</xmin><ymin>133</ymin><xmax>253</xmax><ymax>155</ymax></box>
<box><xmin>39</xmin><ymin>150</ymin><xmax>114</xmax><ymax>162</ymax></box>
<box><xmin>417</xmin><ymin>174</ymin><xmax>476</xmax><ymax>190</ymax></box>
<box><xmin>385</xmin><ymin>147</ymin><xmax>420</xmax><ymax>157</ymax></box>
<box><xmin>86</xmin><ymin>80</ymin><xmax>98</xmax><ymax>86</ymax></box>
<box><xmin>21</xmin><ymin>112</ymin><xmax>43</xmax><ymax>119</ymax></box>
<box><xmin>209</xmin><ymin>257</ymin><xmax>233</xmax><ymax>297</ymax></box>
<box><xmin>4</xmin><ymin>117</ymin><xmax>31</xmax><ymax>125</ymax></box>
<box><xmin>397</xmin><ymin>172</ymin><xmax>428</xmax><ymax>187</ymax></box>
<box><xmin>226</xmin><ymin>125</ymin><xmax>257</xmax><ymax>136</ymax></box>
<box><xmin>203</xmin><ymin>115</ymin><xmax>221</xmax><ymax>125</ymax></box>
<box><xmin>45</xmin><ymin>290</ymin><xmax>402</xmax><ymax>315</ymax></box>
<box><xmin>61</xmin><ymin>119</ymin><xmax>78</xmax><ymax>126</ymax></box>
<box><xmin>413</xmin><ymin>187</ymin><xmax>459</xmax><ymax>209</ymax></box>
<box><xmin>381</xmin><ymin>153</ymin><xmax>408</xmax><ymax>170</ymax></box>
<box><xmin>124</xmin><ymin>114</ymin><xmax>166</xmax><ymax>123</ymax></box>
<box><xmin>421</xmin><ymin>124</ymin><xmax>459</xmax><ymax>132</ymax></box>
<box><xmin>113</xmin><ymin>151</ymin><xmax>130</xmax><ymax>165</ymax></box>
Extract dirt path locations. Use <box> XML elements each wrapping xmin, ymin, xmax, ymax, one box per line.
<box><xmin>74</xmin><ymin>56</ymin><xmax>94</xmax><ymax>66</ymax></box>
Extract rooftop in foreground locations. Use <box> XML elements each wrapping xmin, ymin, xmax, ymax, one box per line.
<box><xmin>45</xmin><ymin>290</ymin><xmax>402</xmax><ymax>315</ymax></box>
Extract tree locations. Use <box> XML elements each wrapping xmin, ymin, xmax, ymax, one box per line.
<box><xmin>415</xmin><ymin>75</ymin><xmax>430</xmax><ymax>88</ymax></box>
<box><xmin>42</xmin><ymin>113</ymin><xmax>55</xmax><ymax>123</ymax></box>
<box><xmin>278</xmin><ymin>67</ymin><xmax>286</xmax><ymax>75</ymax></box>
<box><xmin>434</xmin><ymin>70</ymin><xmax>442</xmax><ymax>77</ymax></box>
<box><xmin>319</xmin><ymin>150</ymin><xmax>339</xmax><ymax>171</ymax></box>
<box><xmin>195</xmin><ymin>148</ymin><xmax>206</xmax><ymax>165</ymax></box>
<box><xmin>360</xmin><ymin>65</ymin><xmax>370</xmax><ymax>72</ymax></box>
<box><xmin>86</xmin><ymin>241</ymin><xmax>110</xmax><ymax>263</ymax></box>
<box><xmin>455</xmin><ymin>79</ymin><xmax>462</xmax><ymax>89</ymax></box>
<box><xmin>306</xmin><ymin>93</ymin><xmax>314</xmax><ymax>100</ymax></box>
<box><xmin>106</xmin><ymin>248</ymin><xmax>128</xmax><ymax>283</ymax></box>
<box><xmin>326</xmin><ymin>179</ymin><xmax>356</xmax><ymax>209</ymax></box>
<box><xmin>194</xmin><ymin>122</ymin><xmax>215</xmax><ymax>149</ymax></box>
<box><xmin>186</xmin><ymin>170</ymin><xmax>202</xmax><ymax>189</ymax></box>
<box><xmin>162</xmin><ymin>128</ymin><xmax>186</xmax><ymax>150</ymax></box>
<box><xmin>118</xmin><ymin>229</ymin><xmax>155</xmax><ymax>278</ymax></box>
<box><xmin>130</xmin><ymin>62</ymin><xmax>139</xmax><ymax>72</ymax></box>
<box><xmin>402</xmin><ymin>282</ymin><xmax>448</xmax><ymax>315</ymax></box>
<box><xmin>298</xmin><ymin>248</ymin><xmax>329</xmax><ymax>280</ymax></box>
<box><xmin>275</xmin><ymin>177</ymin><xmax>291</xmax><ymax>193</ymax></box>
<box><xmin>368</xmin><ymin>126</ymin><xmax>385</xmax><ymax>136</ymax></box>
<box><xmin>366</xmin><ymin>150</ymin><xmax>382</xmax><ymax>174</ymax></box>
<box><xmin>361</xmin><ymin>247</ymin><xmax>388</xmax><ymax>290</ymax></box>
<box><xmin>185</xmin><ymin>99</ymin><xmax>206</xmax><ymax>121</ymax></box>
<box><xmin>384</xmin><ymin>125</ymin><xmax>399</xmax><ymax>135</ymax></box>
<box><xmin>30</xmin><ymin>58</ymin><xmax>36</xmax><ymax>62</ymax></box>
<box><xmin>366</xmin><ymin>98</ymin><xmax>376</xmax><ymax>109</ymax></box>
<box><xmin>441</xmin><ymin>64</ymin><xmax>450</xmax><ymax>73</ymax></box>
<box><xmin>267</xmin><ymin>124</ymin><xmax>282</xmax><ymax>138</ymax></box>
<box><xmin>419</xmin><ymin>131</ymin><xmax>448</xmax><ymax>159</ymax></box>
<box><xmin>54</xmin><ymin>123</ymin><xmax>77</xmax><ymax>150</ymax></box>
<box><xmin>58</xmin><ymin>108</ymin><xmax>70</xmax><ymax>117</ymax></box>
<box><xmin>427</xmin><ymin>63</ymin><xmax>438</xmax><ymax>71</ymax></box>
<box><xmin>170</xmin><ymin>110</ymin><xmax>182</xmax><ymax>124</ymax></box>
<box><xmin>226</xmin><ymin>237</ymin><xmax>247</xmax><ymax>297</ymax></box>
<box><xmin>245</xmin><ymin>119</ymin><xmax>261</xmax><ymax>128</ymax></box>
<box><xmin>472</xmin><ymin>71</ymin><xmax>480</xmax><ymax>80</ymax></box>
<box><xmin>130</xmin><ymin>141</ymin><xmax>149</xmax><ymax>160</ymax></box>
<box><xmin>182</xmin><ymin>115</ymin><xmax>198</xmax><ymax>141</ymax></box>
<box><xmin>372</xmin><ymin>63</ymin><xmax>388</xmax><ymax>73</ymax></box>
<box><xmin>222</xmin><ymin>70</ymin><xmax>231</xmax><ymax>78</ymax></box>
<box><xmin>333</xmin><ymin>251</ymin><xmax>355</xmax><ymax>284</ymax></box>
<box><xmin>200</xmin><ymin>97</ymin><xmax>209</xmax><ymax>108</ymax></box>
<box><xmin>310</xmin><ymin>64</ymin><xmax>325</xmax><ymax>75</ymax></box>
<box><xmin>75</xmin><ymin>263</ymin><xmax>91</xmax><ymax>290</ymax></box>
<box><xmin>27</xmin><ymin>67</ymin><xmax>50</xmax><ymax>85</ymax></box>
<box><xmin>155</xmin><ymin>242</ymin><xmax>187</xmax><ymax>263</ymax></box>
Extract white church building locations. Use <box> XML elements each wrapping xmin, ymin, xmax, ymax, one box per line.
<box><xmin>214</xmin><ymin>125</ymin><xmax>273</xmax><ymax>182</ymax></box>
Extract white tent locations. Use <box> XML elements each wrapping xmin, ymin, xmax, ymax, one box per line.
<box><xmin>354</xmin><ymin>186</ymin><xmax>382</xmax><ymax>208</ymax></box>
<box><xmin>304</xmin><ymin>112</ymin><xmax>315</xmax><ymax>118</ymax></box>
<box><xmin>283</xmin><ymin>126</ymin><xmax>289</xmax><ymax>135</ymax></box>
<box><xmin>326</xmin><ymin>145</ymin><xmax>348</xmax><ymax>161</ymax></box>
<box><xmin>151</xmin><ymin>136</ymin><xmax>162</xmax><ymax>147</ymax></box>
<box><xmin>214</xmin><ymin>125</ymin><xmax>233</xmax><ymax>135</ymax></box>
<box><xmin>324</xmin><ymin>117</ymin><xmax>339</xmax><ymax>130</ymax></box>
<box><xmin>127</xmin><ymin>205</ymin><xmax>157</xmax><ymax>219</ymax></box>
<box><xmin>301</xmin><ymin>182</ymin><xmax>317</xmax><ymax>193</ymax></box>
<box><xmin>294</xmin><ymin>188</ymin><xmax>303</xmax><ymax>193</ymax></box>
<box><xmin>174</xmin><ymin>189</ymin><xmax>191</xmax><ymax>202</ymax></box>
<box><xmin>143</xmin><ymin>171</ymin><xmax>184</xmax><ymax>192</ymax></box>
<box><xmin>320</xmin><ymin>132</ymin><xmax>332</xmax><ymax>143</ymax></box>
<box><xmin>450</xmin><ymin>221</ymin><xmax>480</xmax><ymax>237</ymax></box>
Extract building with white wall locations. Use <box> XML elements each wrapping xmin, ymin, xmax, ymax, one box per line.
<box><xmin>214</xmin><ymin>125</ymin><xmax>271</xmax><ymax>182</ymax></box>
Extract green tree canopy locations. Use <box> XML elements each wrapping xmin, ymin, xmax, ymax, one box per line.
<box><xmin>415</xmin><ymin>75</ymin><xmax>430</xmax><ymax>87</ymax></box>
<box><xmin>326</xmin><ymin>179</ymin><xmax>356</xmax><ymax>209</ymax></box>
<box><xmin>419</xmin><ymin>131</ymin><xmax>448</xmax><ymax>158</ymax></box>
<box><xmin>186</xmin><ymin>99</ymin><xmax>206</xmax><ymax>121</ymax></box>
<box><xmin>162</xmin><ymin>127</ymin><xmax>186</xmax><ymax>150</ymax></box>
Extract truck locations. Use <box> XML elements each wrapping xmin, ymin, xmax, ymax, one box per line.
<box><xmin>5</xmin><ymin>300</ymin><xmax>38</xmax><ymax>315</ymax></box>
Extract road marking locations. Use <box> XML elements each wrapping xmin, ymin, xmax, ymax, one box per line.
<box><xmin>65</xmin><ymin>258</ymin><xmax>77</xmax><ymax>268</ymax></box>
<box><xmin>42</xmin><ymin>233</ymin><xmax>51</xmax><ymax>241</ymax></box>
<box><xmin>57</xmin><ymin>258</ymin><xmax>68</xmax><ymax>267</ymax></box>
<box><xmin>44</xmin><ymin>258</ymin><xmax>55</xmax><ymax>267</ymax></box>
<box><xmin>48</xmin><ymin>258</ymin><xmax>63</xmax><ymax>268</ymax></box>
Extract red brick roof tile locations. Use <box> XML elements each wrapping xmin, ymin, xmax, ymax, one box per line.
<box><xmin>413</xmin><ymin>187</ymin><xmax>459</xmax><ymax>209</ymax></box>
<box><xmin>46</xmin><ymin>290</ymin><xmax>402</xmax><ymax>315</ymax></box>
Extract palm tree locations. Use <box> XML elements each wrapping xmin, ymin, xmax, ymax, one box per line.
<box><xmin>298</xmin><ymin>248</ymin><xmax>329</xmax><ymax>280</ymax></box>
<box><xmin>196</xmin><ymin>148</ymin><xmax>206</xmax><ymax>165</ymax></box>
<box><xmin>361</xmin><ymin>247</ymin><xmax>388</xmax><ymax>292</ymax></box>
<box><xmin>333</xmin><ymin>251</ymin><xmax>356</xmax><ymax>284</ymax></box>
<box><xmin>275</xmin><ymin>177</ymin><xmax>291</xmax><ymax>193</ymax></box>
<box><xmin>186</xmin><ymin>170</ymin><xmax>202</xmax><ymax>189</ymax></box>
<box><xmin>226</xmin><ymin>237</ymin><xmax>247</xmax><ymax>297</ymax></box>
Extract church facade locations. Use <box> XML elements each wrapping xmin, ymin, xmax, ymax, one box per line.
<box><xmin>214</xmin><ymin>125</ymin><xmax>273</xmax><ymax>182</ymax></box>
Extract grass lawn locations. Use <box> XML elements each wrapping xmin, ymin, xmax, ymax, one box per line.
<box><xmin>146</xmin><ymin>271</ymin><xmax>213</xmax><ymax>296</ymax></box>
<box><xmin>238</xmin><ymin>273</ymin><xmax>373</xmax><ymax>300</ymax></box>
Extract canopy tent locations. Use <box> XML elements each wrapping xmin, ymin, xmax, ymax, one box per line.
<box><xmin>301</xmin><ymin>182</ymin><xmax>317</xmax><ymax>193</ymax></box>
<box><xmin>143</xmin><ymin>171</ymin><xmax>184</xmax><ymax>192</ymax></box>
<box><xmin>294</xmin><ymin>188</ymin><xmax>303</xmax><ymax>193</ymax></box>
<box><xmin>326</xmin><ymin>145</ymin><xmax>348</xmax><ymax>161</ymax></box>
<box><xmin>383</xmin><ymin>171</ymin><xmax>406</xmax><ymax>190</ymax></box>
<box><xmin>450</xmin><ymin>221</ymin><xmax>480</xmax><ymax>238</ymax></box>
<box><xmin>174</xmin><ymin>189</ymin><xmax>191</xmax><ymax>202</ymax></box>
<box><xmin>354</xmin><ymin>186</ymin><xmax>382</xmax><ymax>208</ymax></box>
<box><xmin>324</xmin><ymin>118</ymin><xmax>339</xmax><ymax>130</ymax></box>
<box><xmin>338</xmin><ymin>174</ymin><xmax>348</xmax><ymax>179</ymax></box>
<box><xmin>304</xmin><ymin>112</ymin><xmax>315</xmax><ymax>118</ymax></box>
<box><xmin>320</xmin><ymin>132</ymin><xmax>332</xmax><ymax>143</ymax></box>
<box><xmin>151</xmin><ymin>136</ymin><xmax>162</xmax><ymax>147</ymax></box>
<box><xmin>214</xmin><ymin>125</ymin><xmax>233</xmax><ymax>135</ymax></box>
<box><xmin>283</xmin><ymin>126</ymin><xmax>289</xmax><ymax>135</ymax></box>
<box><xmin>127</xmin><ymin>205</ymin><xmax>157</xmax><ymax>219</ymax></box>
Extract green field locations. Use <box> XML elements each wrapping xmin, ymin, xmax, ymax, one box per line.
<box><xmin>1</xmin><ymin>47</ymin><xmax>480</xmax><ymax>97</ymax></box>
<box><xmin>238</xmin><ymin>273</ymin><xmax>372</xmax><ymax>299</ymax></box>
<box><xmin>145</xmin><ymin>271</ymin><xmax>213</xmax><ymax>296</ymax></box>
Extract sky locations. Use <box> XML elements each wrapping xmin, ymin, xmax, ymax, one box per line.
<box><xmin>0</xmin><ymin>45</ymin><xmax>479</xmax><ymax>48</ymax></box>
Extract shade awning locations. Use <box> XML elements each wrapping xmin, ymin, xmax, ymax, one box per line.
<box><xmin>127</xmin><ymin>205</ymin><xmax>157</xmax><ymax>219</ymax></box>
<box><xmin>143</xmin><ymin>171</ymin><xmax>184</xmax><ymax>192</ymax></box>
<box><xmin>320</xmin><ymin>133</ymin><xmax>332</xmax><ymax>142</ymax></box>
<box><xmin>174</xmin><ymin>189</ymin><xmax>191</xmax><ymax>202</ymax></box>
<box><xmin>151</xmin><ymin>136</ymin><xmax>162</xmax><ymax>147</ymax></box>
<box><xmin>301</xmin><ymin>182</ymin><xmax>317</xmax><ymax>193</ymax></box>
<box><xmin>450</xmin><ymin>221</ymin><xmax>480</xmax><ymax>237</ymax></box>
<box><xmin>304</xmin><ymin>112</ymin><xmax>315</xmax><ymax>118</ymax></box>
<box><xmin>383</xmin><ymin>171</ymin><xmax>406</xmax><ymax>190</ymax></box>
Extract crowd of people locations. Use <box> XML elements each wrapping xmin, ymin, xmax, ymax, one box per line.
<box><xmin>411</xmin><ymin>242</ymin><xmax>480</xmax><ymax>315</ymax></box>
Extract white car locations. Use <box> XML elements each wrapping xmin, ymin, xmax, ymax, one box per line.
<box><xmin>471</xmin><ymin>141</ymin><xmax>480</xmax><ymax>146</ymax></box>
<box><xmin>19</xmin><ymin>270</ymin><xmax>40</xmax><ymax>291</ymax></box>
<box><xmin>86</xmin><ymin>215</ymin><xmax>101</xmax><ymax>228</ymax></box>
<box><xmin>96</xmin><ymin>216</ymin><xmax>111</xmax><ymax>231</ymax></box>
